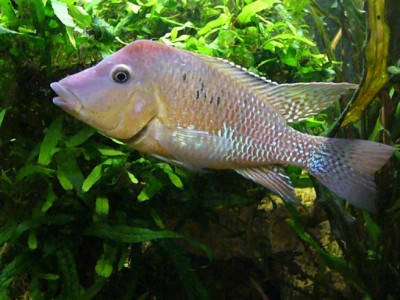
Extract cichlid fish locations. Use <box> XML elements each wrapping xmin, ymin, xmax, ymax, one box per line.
<box><xmin>51</xmin><ymin>40</ymin><xmax>396</xmax><ymax>212</ymax></box>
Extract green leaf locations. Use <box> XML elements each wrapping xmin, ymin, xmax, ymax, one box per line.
<box><xmin>28</xmin><ymin>0</ymin><xmax>45</xmax><ymax>23</ymax></box>
<box><xmin>0</xmin><ymin>107</ymin><xmax>7</xmax><ymax>127</ymax></box>
<box><xmin>68</xmin><ymin>4</ymin><xmax>92</xmax><ymax>28</ymax></box>
<box><xmin>85</xmin><ymin>223</ymin><xmax>186</xmax><ymax>243</ymax></box>
<box><xmin>95</xmin><ymin>257</ymin><xmax>113</xmax><ymax>278</ymax></box>
<box><xmin>127</xmin><ymin>2</ymin><xmax>141</xmax><ymax>14</ymax></box>
<box><xmin>161</xmin><ymin>240</ymin><xmax>210</xmax><ymax>299</ymax></box>
<box><xmin>0</xmin><ymin>253</ymin><xmax>31</xmax><ymax>290</ymax></box>
<box><xmin>16</xmin><ymin>164</ymin><xmax>54</xmax><ymax>182</ymax></box>
<box><xmin>97</xmin><ymin>148</ymin><xmax>126</xmax><ymax>156</ymax></box>
<box><xmin>286</xmin><ymin>217</ymin><xmax>368</xmax><ymax>294</ymax></box>
<box><xmin>0</xmin><ymin>25</ymin><xmax>22</xmax><ymax>35</ymax></box>
<box><xmin>82</xmin><ymin>163</ymin><xmax>103</xmax><ymax>192</ymax></box>
<box><xmin>127</xmin><ymin>171</ymin><xmax>139</xmax><ymax>184</ymax></box>
<box><xmin>137</xmin><ymin>177</ymin><xmax>163</xmax><ymax>202</ymax></box>
<box><xmin>237</xmin><ymin>0</ymin><xmax>275</xmax><ymax>24</ymax></box>
<box><xmin>55</xmin><ymin>151</ymin><xmax>84</xmax><ymax>191</ymax></box>
<box><xmin>56</xmin><ymin>247</ymin><xmax>81</xmax><ymax>299</ymax></box>
<box><xmin>85</xmin><ymin>223</ymin><xmax>212</xmax><ymax>259</ymax></box>
<box><xmin>269</xmin><ymin>33</ymin><xmax>316</xmax><ymax>46</ymax></box>
<box><xmin>38</xmin><ymin>117</ymin><xmax>63</xmax><ymax>166</ymax></box>
<box><xmin>362</xmin><ymin>211</ymin><xmax>381</xmax><ymax>252</ymax></box>
<box><xmin>28</xmin><ymin>231</ymin><xmax>38</xmax><ymax>250</ymax></box>
<box><xmin>66</xmin><ymin>26</ymin><xmax>76</xmax><ymax>48</ymax></box>
<box><xmin>36</xmin><ymin>273</ymin><xmax>60</xmax><ymax>280</ymax></box>
<box><xmin>0</xmin><ymin>0</ymin><xmax>16</xmax><ymax>21</ymax></box>
<box><xmin>0</xmin><ymin>221</ymin><xmax>17</xmax><ymax>245</ymax></box>
<box><xmin>157</xmin><ymin>163</ymin><xmax>183</xmax><ymax>189</ymax></box>
<box><xmin>388</xmin><ymin>65</ymin><xmax>400</xmax><ymax>75</ymax></box>
<box><xmin>342</xmin><ymin>0</ymin><xmax>390</xmax><ymax>126</ymax></box>
<box><xmin>65</xmin><ymin>126</ymin><xmax>96</xmax><ymax>148</ymax></box>
<box><xmin>41</xmin><ymin>188</ymin><xmax>57</xmax><ymax>213</ymax></box>
<box><xmin>81</xmin><ymin>278</ymin><xmax>107</xmax><ymax>300</ymax></box>
<box><xmin>197</xmin><ymin>14</ymin><xmax>230</xmax><ymax>36</ymax></box>
<box><xmin>95</xmin><ymin>197</ymin><xmax>109</xmax><ymax>215</ymax></box>
<box><xmin>137</xmin><ymin>176</ymin><xmax>163</xmax><ymax>202</ymax></box>
<box><xmin>51</xmin><ymin>0</ymin><xmax>76</xmax><ymax>27</ymax></box>
<box><xmin>305</xmin><ymin>117</ymin><xmax>326</xmax><ymax>128</ymax></box>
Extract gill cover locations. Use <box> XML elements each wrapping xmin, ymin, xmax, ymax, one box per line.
<box><xmin>51</xmin><ymin>49</ymin><xmax>158</xmax><ymax>140</ymax></box>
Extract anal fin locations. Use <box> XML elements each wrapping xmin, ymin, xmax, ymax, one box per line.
<box><xmin>235</xmin><ymin>166</ymin><xmax>300</xmax><ymax>205</ymax></box>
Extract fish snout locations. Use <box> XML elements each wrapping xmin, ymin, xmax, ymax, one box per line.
<box><xmin>50</xmin><ymin>82</ymin><xmax>82</xmax><ymax>113</ymax></box>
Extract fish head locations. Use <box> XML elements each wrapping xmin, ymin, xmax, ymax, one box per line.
<box><xmin>50</xmin><ymin>41</ymin><xmax>161</xmax><ymax>140</ymax></box>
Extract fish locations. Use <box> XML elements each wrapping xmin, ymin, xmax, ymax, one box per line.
<box><xmin>50</xmin><ymin>40</ymin><xmax>397</xmax><ymax>212</ymax></box>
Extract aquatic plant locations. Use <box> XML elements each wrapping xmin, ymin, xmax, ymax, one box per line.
<box><xmin>1</xmin><ymin>0</ymin><xmax>399</xmax><ymax>299</ymax></box>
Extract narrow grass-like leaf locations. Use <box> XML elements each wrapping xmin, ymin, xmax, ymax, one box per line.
<box><xmin>342</xmin><ymin>0</ymin><xmax>390</xmax><ymax>126</ymax></box>
<box><xmin>81</xmin><ymin>277</ymin><xmax>107</xmax><ymax>300</ymax></box>
<box><xmin>362</xmin><ymin>211</ymin><xmax>381</xmax><ymax>252</ymax></box>
<box><xmin>82</xmin><ymin>163</ymin><xmax>103</xmax><ymax>192</ymax></box>
<box><xmin>85</xmin><ymin>223</ymin><xmax>183</xmax><ymax>243</ymax></box>
<box><xmin>157</xmin><ymin>163</ymin><xmax>183</xmax><ymax>189</ymax></box>
<box><xmin>0</xmin><ymin>108</ymin><xmax>7</xmax><ymax>127</ymax></box>
<box><xmin>269</xmin><ymin>33</ymin><xmax>316</xmax><ymax>46</ymax></box>
<box><xmin>95</xmin><ymin>197</ymin><xmax>109</xmax><ymax>215</ymax></box>
<box><xmin>127</xmin><ymin>171</ymin><xmax>139</xmax><ymax>184</ymax></box>
<box><xmin>286</xmin><ymin>218</ymin><xmax>368</xmax><ymax>294</ymax></box>
<box><xmin>28</xmin><ymin>231</ymin><xmax>37</xmax><ymax>250</ymax></box>
<box><xmin>0</xmin><ymin>221</ymin><xmax>17</xmax><ymax>245</ymax></box>
<box><xmin>55</xmin><ymin>151</ymin><xmax>85</xmax><ymax>191</ymax></box>
<box><xmin>161</xmin><ymin>240</ymin><xmax>210</xmax><ymax>300</ymax></box>
<box><xmin>38</xmin><ymin>117</ymin><xmax>63</xmax><ymax>166</ymax></box>
<box><xmin>97</xmin><ymin>148</ymin><xmax>126</xmax><ymax>156</ymax></box>
<box><xmin>41</xmin><ymin>188</ymin><xmax>57</xmax><ymax>213</ymax></box>
<box><xmin>0</xmin><ymin>25</ymin><xmax>23</xmax><ymax>35</ymax></box>
<box><xmin>16</xmin><ymin>164</ymin><xmax>54</xmax><ymax>182</ymax></box>
<box><xmin>137</xmin><ymin>176</ymin><xmax>163</xmax><ymax>202</ymax></box>
<box><xmin>56</xmin><ymin>247</ymin><xmax>81</xmax><ymax>299</ymax></box>
<box><xmin>0</xmin><ymin>253</ymin><xmax>31</xmax><ymax>290</ymax></box>
<box><xmin>36</xmin><ymin>273</ymin><xmax>60</xmax><ymax>280</ymax></box>
<box><xmin>95</xmin><ymin>256</ymin><xmax>113</xmax><ymax>278</ymax></box>
<box><xmin>85</xmin><ymin>223</ymin><xmax>212</xmax><ymax>259</ymax></box>
<box><xmin>65</xmin><ymin>126</ymin><xmax>96</xmax><ymax>148</ymax></box>
<box><xmin>66</xmin><ymin>26</ymin><xmax>76</xmax><ymax>48</ymax></box>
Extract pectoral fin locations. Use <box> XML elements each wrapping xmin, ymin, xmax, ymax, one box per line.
<box><xmin>155</xmin><ymin>125</ymin><xmax>234</xmax><ymax>169</ymax></box>
<box><xmin>235</xmin><ymin>166</ymin><xmax>300</xmax><ymax>205</ymax></box>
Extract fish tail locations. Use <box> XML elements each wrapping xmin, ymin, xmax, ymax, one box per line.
<box><xmin>307</xmin><ymin>137</ymin><xmax>397</xmax><ymax>212</ymax></box>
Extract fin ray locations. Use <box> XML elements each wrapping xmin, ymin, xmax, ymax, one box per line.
<box><xmin>308</xmin><ymin>138</ymin><xmax>397</xmax><ymax>212</ymax></box>
<box><xmin>155</xmin><ymin>125</ymin><xmax>233</xmax><ymax>168</ymax></box>
<box><xmin>235</xmin><ymin>166</ymin><xmax>300</xmax><ymax>205</ymax></box>
<box><xmin>262</xmin><ymin>83</ymin><xmax>358</xmax><ymax>123</ymax></box>
<box><xmin>196</xmin><ymin>53</ymin><xmax>357</xmax><ymax>123</ymax></box>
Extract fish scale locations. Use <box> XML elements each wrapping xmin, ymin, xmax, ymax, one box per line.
<box><xmin>50</xmin><ymin>40</ymin><xmax>397</xmax><ymax>212</ymax></box>
<box><xmin>159</xmin><ymin>50</ymin><xmax>310</xmax><ymax>168</ymax></box>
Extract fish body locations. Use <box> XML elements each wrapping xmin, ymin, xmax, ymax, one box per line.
<box><xmin>51</xmin><ymin>40</ymin><xmax>396</xmax><ymax>211</ymax></box>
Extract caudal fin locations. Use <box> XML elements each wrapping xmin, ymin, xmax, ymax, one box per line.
<box><xmin>307</xmin><ymin>138</ymin><xmax>397</xmax><ymax>212</ymax></box>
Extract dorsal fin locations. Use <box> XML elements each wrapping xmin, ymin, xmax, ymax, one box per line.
<box><xmin>195</xmin><ymin>54</ymin><xmax>358</xmax><ymax>123</ymax></box>
<box><xmin>257</xmin><ymin>82</ymin><xmax>358</xmax><ymax>123</ymax></box>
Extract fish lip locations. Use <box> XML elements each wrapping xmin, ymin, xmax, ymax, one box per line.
<box><xmin>50</xmin><ymin>82</ymin><xmax>82</xmax><ymax>112</ymax></box>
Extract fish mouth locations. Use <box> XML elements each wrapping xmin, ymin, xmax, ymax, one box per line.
<box><xmin>50</xmin><ymin>82</ymin><xmax>82</xmax><ymax>112</ymax></box>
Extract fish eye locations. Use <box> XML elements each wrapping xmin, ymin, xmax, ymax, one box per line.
<box><xmin>111</xmin><ymin>65</ymin><xmax>131</xmax><ymax>83</ymax></box>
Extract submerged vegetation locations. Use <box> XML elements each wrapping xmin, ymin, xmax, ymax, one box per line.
<box><xmin>0</xmin><ymin>0</ymin><xmax>399</xmax><ymax>299</ymax></box>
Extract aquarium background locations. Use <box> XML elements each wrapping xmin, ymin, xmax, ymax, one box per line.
<box><xmin>1</xmin><ymin>0</ymin><xmax>399</xmax><ymax>299</ymax></box>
